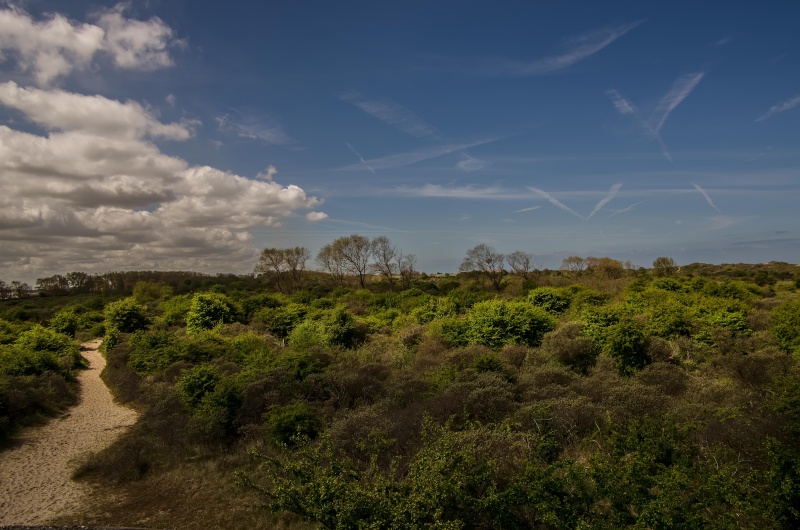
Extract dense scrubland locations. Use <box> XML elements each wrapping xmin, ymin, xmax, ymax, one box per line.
<box><xmin>2</xmin><ymin>252</ymin><xmax>800</xmax><ymax>529</ymax></box>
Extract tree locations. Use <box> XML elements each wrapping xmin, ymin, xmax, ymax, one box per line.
<box><xmin>255</xmin><ymin>247</ymin><xmax>310</xmax><ymax>292</ymax></box>
<box><xmin>507</xmin><ymin>250</ymin><xmax>537</xmax><ymax>280</ymax></box>
<box><xmin>317</xmin><ymin>235</ymin><xmax>372</xmax><ymax>288</ymax></box>
<box><xmin>10</xmin><ymin>281</ymin><xmax>31</xmax><ymax>298</ymax></box>
<box><xmin>370</xmin><ymin>236</ymin><xmax>398</xmax><ymax>288</ymax></box>
<box><xmin>560</xmin><ymin>256</ymin><xmax>586</xmax><ymax>274</ymax></box>
<box><xmin>652</xmin><ymin>256</ymin><xmax>678</xmax><ymax>277</ymax></box>
<box><xmin>397</xmin><ymin>252</ymin><xmax>417</xmax><ymax>290</ymax></box>
<box><xmin>459</xmin><ymin>244</ymin><xmax>505</xmax><ymax>291</ymax></box>
<box><xmin>585</xmin><ymin>256</ymin><xmax>625</xmax><ymax>279</ymax></box>
<box><xmin>316</xmin><ymin>244</ymin><xmax>347</xmax><ymax>288</ymax></box>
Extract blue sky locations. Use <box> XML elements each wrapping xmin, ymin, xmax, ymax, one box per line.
<box><xmin>1</xmin><ymin>1</ymin><xmax>799</xmax><ymax>282</ymax></box>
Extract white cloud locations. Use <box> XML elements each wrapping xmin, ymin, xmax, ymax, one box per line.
<box><xmin>0</xmin><ymin>3</ymin><xmax>180</xmax><ymax>86</ymax></box>
<box><xmin>338</xmin><ymin>138</ymin><xmax>498</xmax><ymax>171</ymax></box>
<box><xmin>306</xmin><ymin>211</ymin><xmax>329</xmax><ymax>222</ymax></box>
<box><xmin>0</xmin><ymin>81</ymin><xmax>195</xmax><ymax>139</ymax></box>
<box><xmin>217</xmin><ymin>113</ymin><xmax>300</xmax><ymax>148</ymax></box>
<box><xmin>0</xmin><ymin>85</ymin><xmax>324</xmax><ymax>281</ymax></box>
<box><xmin>256</xmin><ymin>165</ymin><xmax>278</xmax><ymax>181</ymax></box>
<box><xmin>94</xmin><ymin>4</ymin><xmax>179</xmax><ymax>71</ymax></box>
<box><xmin>756</xmin><ymin>93</ymin><xmax>800</xmax><ymax>122</ymax></box>
<box><xmin>442</xmin><ymin>21</ymin><xmax>643</xmax><ymax>77</ymax></box>
<box><xmin>340</xmin><ymin>91</ymin><xmax>442</xmax><ymax>140</ymax></box>
<box><xmin>456</xmin><ymin>156</ymin><xmax>486</xmax><ymax>171</ymax></box>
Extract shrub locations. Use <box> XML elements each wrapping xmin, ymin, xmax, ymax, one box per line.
<box><xmin>604</xmin><ymin>318</ymin><xmax>650</xmax><ymax>375</ymax></box>
<box><xmin>540</xmin><ymin>322</ymin><xmax>599</xmax><ymax>374</ymax></box>
<box><xmin>528</xmin><ymin>287</ymin><xmax>571</xmax><ymax>314</ymax></box>
<box><xmin>185</xmin><ymin>292</ymin><xmax>239</xmax><ymax>334</ymax></box>
<box><xmin>252</xmin><ymin>303</ymin><xmax>306</xmax><ymax>338</ymax></box>
<box><xmin>132</xmin><ymin>281</ymin><xmax>172</xmax><ymax>303</ymax></box>
<box><xmin>466</xmin><ymin>300</ymin><xmax>555</xmax><ymax>349</ymax></box>
<box><xmin>49</xmin><ymin>308</ymin><xmax>78</xmax><ymax>337</ymax></box>
<box><xmin>104</xmin><ymin>298</ymin><xmax>150</xmax><ymax>333</ymax></box>
<box><xmin>265</xmin><ymin>402</ymin><xmax>321</xmax><ymax>446</ymax></box>
<box><xmin>179</xmin><ymin>364</ymin><xmax>220</xmax><ymax>408</ymax></box>
<box><xmin>4</xmin><ymin>325</ymin><xmax>81</xmax><ymax>377</ymax></box>
<box><xmin>772</xmin><ymin>299</ymin><xmax>800</xmax><ymax>354</ymax></box>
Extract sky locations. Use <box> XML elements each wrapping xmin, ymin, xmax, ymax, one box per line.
<box><xmin>1</xmin><ymin>0</ymin><xmax>799</xmax><ymax>284</ymax></box>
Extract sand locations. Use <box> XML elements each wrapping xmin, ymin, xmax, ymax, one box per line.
<box><xmin>0</xmin><ymin>340</ymin><xmax>138</xmax><ymax>526</ymax></box>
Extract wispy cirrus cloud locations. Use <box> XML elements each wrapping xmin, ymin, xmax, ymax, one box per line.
<box><xmin>337</xmin><ymin>138</ymin><xmax>498</xmax><ymax>171</ymax></box>
<box><xmin>216</xmin><ymin>113</ymin><xmax>301</xmax><ymax>149</ymax></box>
<box><xmin>438</xmin><ymin>21</ymin><xmax>643</xmax><ymax>77</ymax></box>
<box><xmin>693</xmin><ymin>183</ymin><xmax>721</xmax><ymax>212</ymax></box>
<box><xmin>340</xmin><ymin>90</ymin><xmax>487</xmax><ymax>171</ymax></box>
<box><xmin>340</xmin><ymin>91</ymin><xmax>442</xmax><ymax>140</ymax></box>
<box><xmin>515</xmin><ymin>206</ymin><xmax>541</xmax><ymax>213</ymax></box>
<box><xmin>391</xmin><ymin>184</ymin><xmax>514</xmax><ymax>199</ymax></box>
<box><xmin>607</xmin><ymin>72</ymin><xmax>704</xmax><ymax>161</ymax></box>
<box><xmin>756</xmin><ymin>93</ymin><xmax>800</xmax><ymax>122</ymax></box>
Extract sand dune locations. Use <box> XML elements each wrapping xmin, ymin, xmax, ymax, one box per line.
<box><xmin>0</xmin><ymin>339</ymin><xmax>138</xmax><ymax>525</ymax></box>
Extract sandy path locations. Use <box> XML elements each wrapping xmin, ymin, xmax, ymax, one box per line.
<box><xmin>0</xmin><ymin>339</ymin><xmax>138</xmax><ymax>525</ymax></box>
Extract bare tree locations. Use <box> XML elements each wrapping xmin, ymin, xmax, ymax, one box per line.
<box><xmin>370</xmin><ymin>236</ymin><xmax>398</xmax><ymax>289</ymax></box>
<box><xmin>317</xmin><ymin>235</ymin><xmax>372</xmax><ymax>288</ymax></box>
<box><xmin>316</xmin><ymin>244</ymin><xmax>347</xmax><ymax>288</ymax></box>
<box><xmin>255</xmin><ymin>247</ymin><xmax>310</xmax><ymax>292</ymax></box>
<box><xmin>560</xmin><ymin>256</ymin><xmax>586</xmax><ymax>274</ymax></box>
<box><xmin>397</xmin><ymin>252</ymin><xmax>417</xmax><ymax>290</ymax></box>
<box><xmin>459</xmin><ymin>244</ymin><xmax>505</xmax><ymax>291</ymax></box>
<box><xmin>507</xmin><ymin>250</ymin><xmax>537</xmax><ymax>280</ymax></box>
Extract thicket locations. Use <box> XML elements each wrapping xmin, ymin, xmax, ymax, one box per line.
<box><xmin>4</xmin><ymin>265</ymin><xmax>800</xmax><ymax>528</ymax></box>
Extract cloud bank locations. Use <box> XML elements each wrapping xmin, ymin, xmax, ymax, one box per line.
<box><xmin>0</xmin><ymin>5</ymin><xmax>324</xmax><ymax>281</ymax></box>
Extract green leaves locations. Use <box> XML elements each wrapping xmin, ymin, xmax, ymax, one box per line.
<box><xmin>185</xmin><ymin>292</ymin><xmax>239</xmax><ymax>334</ymax></box>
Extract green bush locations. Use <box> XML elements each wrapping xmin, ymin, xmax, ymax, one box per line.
<box><xmin>265</xmin><ymin>402</ymin><xmax>320</xmax><ymax>446</ymax></box>
<box><xmin>3</xmin><ymin>325</ymin><xmax>80</xmax><ymax>377</ymax></box>
<box><xmin>179</xmin><ymin>364</ymin><xmax>220</xmax><ymax>408</ymax></box>
<box><xmin>604</xmin><ymin>318</ymin><xmax>649</xmax><ymax>375</ymax></box>
<box><xmin>132</xmin><ymin>281</ymin><xmax>173</xmax><ymax>303</ymax></box>
<box><xmin>104</xmin><ymin>298</ymin><xmax>150</xmax><ymax>333</ymax></box>
<box><xmin>528</xmin><ymin>287</ymin><xmax>571</xmax><ymax>314</ymax></box>
<box><xmin>253</xmin><ymin>302</ymin><xmax>306</xmax><ymax>338</ymax></box>
<box><xmin>466</xmin><ymin>299</ymin><xmax>555</xmax><ymax>349</ymax></box>
<box><xmin>49</xmin><ymin>308</ymin><xmax>78</xmax><ymax>337</ymax></box>
<box><xmin>772</xmin><ymin>299</ymin><xmax>800</xmax><ymax>354</ymax></box>
<box><xmin>185</xmin><ymin>292</ymin><xmax>240</xmax><ymax>334</ymax></box>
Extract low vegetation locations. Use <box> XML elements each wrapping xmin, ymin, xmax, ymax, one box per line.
<box><xmin>2</xmin><ymin>245</ymin><xmax>800</xmax><ymax>528</ymax></box>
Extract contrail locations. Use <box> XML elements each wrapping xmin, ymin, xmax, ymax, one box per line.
<box><xmin>346</xmin><ymin>142</ymin><xmax>375</xmax><ymax>174</ymax></box>
<box><xmin>527</xmin><ymin>186</ymin><xmax>585</xmax><ymax>219</ymax></box>
<box><xmin>587</xmin><ymin>182</ymin><xmax>622</xmax><ymax>219</ymax></box>
<box><xmin>692</xmin><ymin>183</ymin><xmax>721</xmax><ymax>212</ymax></box>
<box><xmin>607</xmin><ymin>201</ymin><xmax>642</xmax><ymax>218</ymax></box>
<box><xmin>649</xmin><ymin>72</ymin><xmax>705</xmax><ymax>133</ymax></box>
<box><xmin>515</xmin><ymin>206</ymin><xmax>541</xmax><ymax>213</ymax></box>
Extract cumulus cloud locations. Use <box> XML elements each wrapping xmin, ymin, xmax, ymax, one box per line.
<box><xmin>0</xmin><ymin>85</ymin><xmax>324</xmax><ymax>280</ymax></box>
<box><xmin>0</xmin><ymin>3</ymin><xmax>180</xmax><ymax>86</ymax></box>
<box><xmin>306</xmin><ymin>211</ymin><xmax>329</xmax><ymax>222</ymax></box>
<box><xmin>0</xmin><ymin>81</ymin><xmax>195</xmax><ymax>139</ymax></box>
